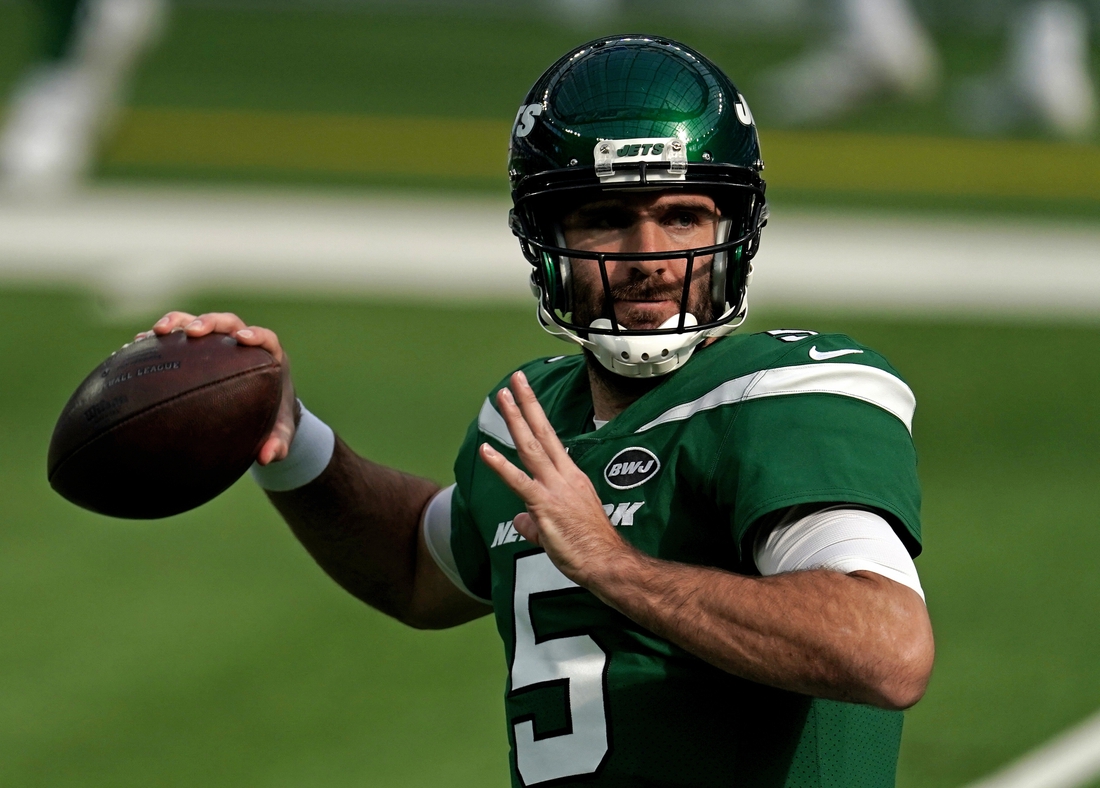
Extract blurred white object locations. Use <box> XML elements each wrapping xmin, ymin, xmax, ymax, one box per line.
<box><xmin>3</xmin><ymin>187</ymin><xmax>1100</xmax><ymax>320</ymax></box>
<box><xmin>1010</xmin><ymin>1</ymin><xmax>1097</xmax><ymax>138</ymax></box>
<box><xmin>953</xmin><ymin>1</ymin><xmax>1096</xmax><ymax>139</ymax></box>
<box><xmin>961</xmin><ymin>708</ymin><xmax>1100</xmax><ymax>788</ymax></box>
<box><xmin>0</xmin><ymin>0</ymin><xmax>168</xmax><ymax>196</ymax></box>
<box><xmin>0</xmin><ymin>66</ymin><xmax>102</xmax><ymax>194</ymax></box>
<box><xmin>760</xmin><ymin>0</ymin><xmax>940</xmax><ymax>124</ymax></box>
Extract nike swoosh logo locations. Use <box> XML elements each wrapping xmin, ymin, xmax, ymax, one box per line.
<box><xmin>808</xmin><ymin>346</ymin><xmax>864</xmax><ymax>361</ymax></box>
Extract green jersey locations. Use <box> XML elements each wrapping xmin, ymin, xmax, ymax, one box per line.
<box><xmin>440</xmin><ymin>329</ymin><xmax>921</xmax><ymax>788</ymax></box>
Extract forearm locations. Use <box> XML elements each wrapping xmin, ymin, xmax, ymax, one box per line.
<box><xmin>590</xmin><ymin>549</ymin><xmax>933</xmax><ymax>709</ymax></box>
<box><xmin>267</xmin><ymin>436</ymin><xmax>440</xmax><ymax>623</ymax></box>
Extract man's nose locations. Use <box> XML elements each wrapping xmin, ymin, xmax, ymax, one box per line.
<box><xmin>622</xmin><ymin>219</ymin><xmax>671</xmax><ymax>273</ymax></box>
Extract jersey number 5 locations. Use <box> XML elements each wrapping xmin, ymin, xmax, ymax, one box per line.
<box><xmin>510</xmin><ymin>552</ymin><xmax>610</xmax><ymax>785</ymax></box>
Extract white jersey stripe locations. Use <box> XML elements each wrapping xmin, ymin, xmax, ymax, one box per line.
<box><xmin>635</xmin><ymin>362</ymin><xmax>916</xmax><ymax>435</ymax></box>
<box><xmin>478</xmin><ymin>397</ymin><xmax>516</xmax><ymax>448</ymax></box>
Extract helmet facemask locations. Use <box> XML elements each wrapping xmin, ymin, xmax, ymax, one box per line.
<box><xmin>515</xmin><ymin>186</ymin><xmax>765</xmax><ymax>378</ymax></box>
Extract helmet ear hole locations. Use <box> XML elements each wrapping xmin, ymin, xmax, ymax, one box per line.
<box><xmin>725</xmin><ymin>246</ymin><xmax>750</xmax><ymax>316</ymax></box>
<box><xmin>555</xmin><ymin>228</ymin><xmax>573</xmax><ymax>313</ymax></box>
<box><xmin>559</xmin><ymin>256</ymin><xmax>573</xmax><ymax>313</ymax></box>
<box><xmin>540</xmin><ymin>252</ymin><xmax>572</xmax><ymax>314</ymax></box>
<box><xmin>529</xmin><ymin>207</ymin><xmax>573</xmax><ymax>315</ymax></box>
<box><xmin>710</xmin><ymin>217</ymin><xmax>733</xmax><ymax>315</ymax></box>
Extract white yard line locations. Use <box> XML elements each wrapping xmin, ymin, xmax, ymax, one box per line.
<box><xmin>1</xmin><ymin>185</ymin><xmax>1099</xmax><ymax>318</ymax></box>
<box><xmin>962</xmin><ymin>710</ymin><xmax>1100</xmax><ymax>788</ymax></box>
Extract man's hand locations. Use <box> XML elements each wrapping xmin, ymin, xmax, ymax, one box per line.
<box><xmin>478</xmin><ymin>371</ymin><xmax>631</xmax><ymax>588</ymax></box>
<box><xmin>144</xmin><ymin>311</ymin><xmax>297</xmax><ymax>466</ymax></box>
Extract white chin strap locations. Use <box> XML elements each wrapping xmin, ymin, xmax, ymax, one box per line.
<box><xmin>537</xmin><ymin>298</ymin><xmax>748</xmax><ymax>379</ymax></box>
<box><xmin>588</xmin><ymin>313</ymin><xmax>701</xmax><ymax>377</ymax></box>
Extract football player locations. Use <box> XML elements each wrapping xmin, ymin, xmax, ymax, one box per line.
<box><xmin>1</xmin><ymin>0</ymin><xmax>168</xmax><ymax>193</ymax></box>
<box><xmin>151</xmin><ymin>35</ymin><xmax>934</xmax><ymax>787</ymax></box>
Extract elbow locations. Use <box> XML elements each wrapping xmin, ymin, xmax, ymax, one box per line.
<box><xmin>392</xmin><ymin>594</ymin><xmax>444</xmax><ymax>630</ymax></box>
<box><xmin>399</xmin><ymin>589</ymin><xmax>489</xmax><ymax>631</ymax></box>
<box><xmin>866</xmin><ymin>626</ymin><xmax>935</xmax><ymax>711</ymax></box>
<box><xmin>401</xmin><ymin>609</ymin><xmax>454</xmax><ymax>631</ymax></box>
<box><xmin>872</xmin><ymin>669</ymin><xmax>931</xmax><ymax>711</ymax></box>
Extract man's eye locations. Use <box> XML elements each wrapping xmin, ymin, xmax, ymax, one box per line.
<box><xmin>670</xmin><ymin>212</ymin><xmax>698</xmax><ymax>228</ymax></box>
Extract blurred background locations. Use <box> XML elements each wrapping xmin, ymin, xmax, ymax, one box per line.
<box><xmin>2</xmin><ymin>1</ymin><xmax>1100</xmax><ymax>786</ymax></box>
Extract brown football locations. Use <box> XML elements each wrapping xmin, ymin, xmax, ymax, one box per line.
<box><xmin>47</xmin><ymin>332</ymin><xmax>282</xmax><ymax>519</ymax></box>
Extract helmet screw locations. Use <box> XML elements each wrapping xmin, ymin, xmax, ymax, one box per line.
<box><xmin>599</xmin><ymin>144</ymin><xmax>610</xmax><ymax>154</ymax></box>
<box><xmin>702</xmin><ymin>151</ymin><xmax>712</xmax><ymax>161</ymax></box>
<box><xmin>621</xmin><ymin>351</ymin><xmax>629</xmax><ymax>360</ymax></box>
<box><xmin>671</xmin><ymin>140</ymin><xmax>683</xmax><ymax>151</ymax></box>
<box><xmin>641</xmin><ymin>353</ymin><xmax>650</xmax><ymax>361</ymax></box>
<box><xmin>568</xmin><ymin>158</ymin><xmax>578</xmax><ymax>166</ymax></box>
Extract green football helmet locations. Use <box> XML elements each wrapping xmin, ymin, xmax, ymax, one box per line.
<box><xmin>509</xmin><ymin>34</ymin><xmax>767</xmax><ymax>378</ymax></box>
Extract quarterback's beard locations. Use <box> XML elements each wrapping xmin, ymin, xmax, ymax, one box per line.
<box><xmin>570</xmin><ymin>258</ymin><xmax>716</xmax><ymax>332</ymax></box>
<box><xmin>571</xmin><ymin>258</ymin><xmax>716</xmax><ymax>397</ymax></box>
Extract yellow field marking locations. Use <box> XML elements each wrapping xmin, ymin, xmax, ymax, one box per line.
<box><xmin>103</xmin><ymin>108</ymin><xmax>510</xmax><ymax>179</ymax></box>
<box><xmin>764</xmin><ymin>130</ymin><xmax>1100</xmax><ymax>201</ymax></box>
<box><xmin>102</xmin><ymin>108</ymin><xmax>1100</xmax><ymax>201</ymax></box>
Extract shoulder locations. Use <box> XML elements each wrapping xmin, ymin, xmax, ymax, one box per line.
<box><xmin>474</xmin><ymin>353</ymin><xmax>586</xmax><ymax>450</ymax></box>
<box><xmin>639</xmin><ymin>329</ymin><xmax>915</xmax><ymax>435</ymax></box>
<box><xmin>706</xmin><ymin>328</ymin><xmax>907</xmax><ymax>380</ymax></box>
<box><xmin>681</xmin><ymin>331</ymin><xmax>922</xmax><ymax>551</ymax></box>
<box><xmin>485</xmin><ymin>353</ymin><xmax>585</xmax><ymax>398</ymax></box>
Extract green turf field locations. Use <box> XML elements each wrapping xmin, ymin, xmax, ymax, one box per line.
<box><xmin>3</xmin><ymin>286</ymin><xmax>1099</xmax><ymax>787</ymax></box>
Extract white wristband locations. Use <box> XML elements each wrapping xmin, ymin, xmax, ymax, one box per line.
<box><xmin>249</xmin><ymin>402</ymin><xmax>335</xmax><ymax>492</ymax></box>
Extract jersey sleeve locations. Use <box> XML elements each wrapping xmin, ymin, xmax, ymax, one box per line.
<box><xmin>431</xmin><ymin>358</ymin><xmax>571</xmax><ymax>605</ymax></box>
<box><xmin>713</xmin><ymin>348</ymin><xmax>922</xmax><ymax>558</ymax></box>
<box><xmin>421</xmin><ymin>484</ymin><xmax>491</xmax><ymax>603</ymax></box>
<box><xmin>445</xmin><ymin>417</ymin><xmax>494</xmax><ymax>602</ymax></box>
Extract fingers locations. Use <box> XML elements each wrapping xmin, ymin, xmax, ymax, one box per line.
<box><xmin>496</xmin><ymin>374</ymin><xmax>567</xmax><ymax>480</ymax></box>
<box><xmin>496</xmin><ymin>387</ymin><xmax>557</xmax><ymax>480</ymax></box>
<box><xmin>232</xmin><ymin>324</ymin><xmax>285</xmax><ymax>364</ymax></box>
<box><xmin>480</xmin><ymin>443</ymin><xmax>538</xmax><ymax>500</ymax></box>
<box><xmin>253</xmin><ymin>374</ymin><xmax>297</xmax><ymax>465</ymax></box>
<box><xmin>512</xmin><ymin>513</ymin><xmax>541</xmax><ymax>546</ymax></box>
<box><xmin>256</xmin><ymin>432</ymin><xmax>291</xmax><ymax>466</ymax></box>
<box><xmin>150</xmin><ymin>312</ymin><xmax>285</xmax><ymax>363</ymax></box>
<box><xmin>152</xmin><ymin>311</ymin><xmax>196</xmax><ymax>334</ymax></box>
<box><xmin>183</xmin><ymin>312</ymin><xmax>248</xmax><ymax>338</ymax></box>
<box><xmin>151</xmin><ymin>310</ymin><xmax>244</xmax><ymax>338</ymax></box>
<box><xmin>149</xmin><ymin>310</ymin><xmax>295</xmax><ymax>465</ymax></box>
<box><xmin>509</xmin><ymin>371</ymin><xmax>571</xmax><ymax>467</ymax></box>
